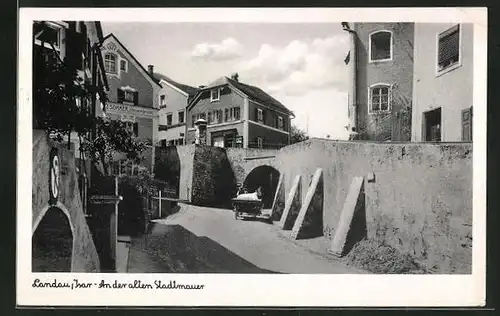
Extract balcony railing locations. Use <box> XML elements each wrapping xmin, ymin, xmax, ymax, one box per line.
<box><xmin>221</xmin><ymin>141</ymin><xmax>286</xmax><ymax>150</ymax></box>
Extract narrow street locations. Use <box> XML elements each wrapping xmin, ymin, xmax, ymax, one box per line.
<box><xmin>124</xmin><ymin>203</ymin><xmax>364</xmax><ymax>274</ymax></box>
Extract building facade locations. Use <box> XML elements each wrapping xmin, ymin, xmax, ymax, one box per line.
<box><xmin>186</xmin><ymin>76</ymin><xmax>294</xmax><ymax>149</ymax></box>
<box><xmin>411</xmin><ymin>23</ymin><xmax>473</xmax><ymax>142</ymax></box>
<box><xmin>344</xmin><ymin>22</ymin><xmax>414</xmax><ymax>141</ymax></box>
<box><xmin>152</xmin><ymin>71</ymin><xmax>198</xmax><ymax>147</ymax></box>
<box><xmin>99</xmin><ymin>33</ymin><xmax>162</xmax><ymax>172</ymax></box>
<box><xmin>33</xmin><ymin>20</ymin><xmax>109</xmax><ymax>166</ymax></box>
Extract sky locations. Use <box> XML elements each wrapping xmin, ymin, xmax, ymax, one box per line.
<box><xmin>101</xmin><ymin>22</ymin><xmax>351</xmax><ymax>140</ymax></box>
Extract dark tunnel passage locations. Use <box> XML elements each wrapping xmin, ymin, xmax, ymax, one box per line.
<box><xmin>242</xmin><ymin>165</ymin><xmax>280</xmax><ymax>209</ymax></box>
<box><xmin>32</xmin><ymin>207</ymin><xmax>73</xmax><ymax>272</ymax></box>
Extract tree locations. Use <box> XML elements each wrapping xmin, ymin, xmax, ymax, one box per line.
<box><xmin>33</xmin><ymin>21</ymin><xmax>148</xmax><ymax>175</ymax></box>
<box><xmin>80</xmin><ymin>118</ymin><xmax>150</xmax><ymax>175</ymax></box>
<box><xmin>290</xmin><ymin>124</ymin><xmax>309</xmax><ymax>144</ymax></box>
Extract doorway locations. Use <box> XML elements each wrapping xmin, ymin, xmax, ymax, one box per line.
<box><xmin>423</xmin><ymin>108</ymin><xmax>442</xmax><ymax>142</ymax></box>
<box><xmin>212</xmin><ymin>135</ymin><xmax>224</xmax><ymax>148</ymax></box>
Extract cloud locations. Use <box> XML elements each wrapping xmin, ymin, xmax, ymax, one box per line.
<box><xmin>238</xmin><ymin>35</ymin><xmax>350</xmax><ymax>96</ymax></box>
<box><xmin>190</xmin><ymin>38</ymin><xmax>243</xmax><ymax>61</ymax></box>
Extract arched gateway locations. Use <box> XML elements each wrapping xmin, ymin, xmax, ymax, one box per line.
<box><xmin>242</xmin><ymin>165</ymin><xmax>280</xmax><ymax>209</ymax></box>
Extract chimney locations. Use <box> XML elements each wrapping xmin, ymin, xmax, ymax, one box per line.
<box><xmin>147</xmin><ymin>65</ymin><xmax>154</xmax><ymax>75</ymax></box>
<box><xmin>230</xmin><ymin>72</ymin><xmax>239</xmax><ymax>82</ymax></box>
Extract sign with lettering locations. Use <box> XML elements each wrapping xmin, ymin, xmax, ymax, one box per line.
<box><xmin>48</xmin><ymin>147</ymin><xmax>60</xmax><ymax>205</ymax></box>
<box><xmin>106</xmin><ymin>102</ymin><xmax>158</xmax><ymax>119</ymax></box>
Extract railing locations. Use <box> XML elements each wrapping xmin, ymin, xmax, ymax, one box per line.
<box><xmin>246</xmin><ymin>141</ymin><xmax>287</xmax><ymax>150</ymax></box>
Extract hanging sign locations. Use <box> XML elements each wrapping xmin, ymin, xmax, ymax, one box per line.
<box><xmin>48</xmin><ymin>147</ymin><xmax>60</xmax><ymax>205</ymax></box>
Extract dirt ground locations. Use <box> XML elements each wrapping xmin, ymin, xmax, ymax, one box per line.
<box><xmin>125</xmin><ymin>203</ymin><xmax>366</xmax><ymax>274</ymax></box>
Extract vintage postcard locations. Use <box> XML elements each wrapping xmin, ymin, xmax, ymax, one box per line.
<box><xmin>18</xmin><ymin>7</ymin><xmax>487</xmax><ymax>307</ymax></box>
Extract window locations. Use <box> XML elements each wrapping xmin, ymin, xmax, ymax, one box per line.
<box><xmin>104</xmin><ymin>53</ymin><xmax>117</xmax><ymax>73</ymax></box>
<box><xmin>215</xmin><ymin>110</ymin><xmax>222</xmax><ymax>123</ymax></box>
<box><xmin>212</xmin><ymin>135</ymin><xmax>225</xmax><ymax>148</ymax></box>
<box><xmin>257</xmin><ymin>137</ymin><xmax>263</xmax><ymax>149</ymax></box>
<box><xmin>124</xmin><ymin>122</ymin><xmax>138</xmax><ymax>137</ymax></box>
<box><xmin>257</xmin><ymin>108</ymin><xmax>263</xmax><ymax>123</ymax></box>
<box><xmin>369</xmin><ymin>31</ymin><xmax>392</xmax><ymax>62</ymax></box>
<box><xmin>159</xmin><ymin>95</ymin><xmax>166</xmax><ymax>107</ymax></box>
<box><xmin>232</xmin><ymin>107</ymin><xmax>241</xmax><ymax>121</ymax></box>
<box><xmin>208</xmin><ymin>111</ymin><xmax>213</xmax><ymax>124</ymax></box>
<box><xmin>210</xmin><ymin>89</ymin><xmax>220</xmax><ymax>102</ymax></box>
<box><xmin>369</xmin><ymin>84</ymin><xmax>391</xmax><ymax>113</ymax></box>
<box><xmin>224</xmin><ymin>109</ymin><xmax>229</xmax><ymax>122</ymax></box>
<box><xmin>35</xmin><ymin>22</ymin><xmax>62</xmax><ymax>49</ymax></box>
<box><xmin>278</xmin><ymin>116</ymin><xmax>284</xmax><ymax>130</ymax></box>
<box><xmin>437</xmin><ymin>25</ymin><xmax>460</xmax><ymax>73</ymax></box>
<box><xmin>178</xmin><ymin>110</ymin><xmax>185</xmax><ymax>124</ymax></box>
<box><xmin>166</xmin><ymin>113</ymin><xmax>173</xmax><ymax>126</ymax></box>
<box><xmin>133</xmin><ymin>123</ymin><xmax>138</xmax><ymax>137</ymax></box>
<box><xmin>124</xmin><ymin>90</ymin><xmax>134</xmax><ymax>103</ymax></box>
<box><xmin>120</xmin><ymin>59</ymin><xmax>128</xmax><ymax>72</ymax></box>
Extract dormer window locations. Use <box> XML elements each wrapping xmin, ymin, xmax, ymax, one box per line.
<box><xmin>369</xmin><ymin>30</ymin><xmax>393</xmax><ymax>62</ymax></box>
<box><xmin>210</xmin><ymin>88</ymin><xmax>220</xmax><ymax>102</ymax></box>
<box><xmin>104</xmin><ymin>53</ymin><xmax>117</xmax><ymax>73</ymax></box>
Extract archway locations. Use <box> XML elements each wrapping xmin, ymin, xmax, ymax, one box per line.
<box><xmin>243</xmin><ymin>165</ymin><xmax>280</xmax><ymax>209</ymax></box>
<box><xmin>32</xmin><ymin>206</ymin><xmax>73</xmax><ymax>272</ymax></box>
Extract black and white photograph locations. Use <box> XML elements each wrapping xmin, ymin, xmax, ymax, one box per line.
<box><xmin>18</xmin><ymin>7</ymin><xmax>487</xmax><ymax>307</ymax></box>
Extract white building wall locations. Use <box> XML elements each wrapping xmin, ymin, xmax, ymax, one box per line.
<box><xmin>412</xmin><ymin>23</ymin><xmax>474</xmax><ymax>142</ymax></box>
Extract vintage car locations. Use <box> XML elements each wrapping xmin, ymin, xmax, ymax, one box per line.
<box><xmin>231</xmin><ymin>186</ymin><xmax>272</xmax><ymax>223</ymax></box>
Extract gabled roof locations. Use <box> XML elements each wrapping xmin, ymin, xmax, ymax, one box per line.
<box><xmin>189</xmin><ymin>76</ymin><xmax>293</xmax><ymax>116</ymax></box>
<box><xmin>100</xmin><ymin>33</ymin><xmax>162</xmax><ymax>88</ymax></box>
<box><xmin>226</xmin><ymin>77</ymin><xmax>293</xmax><ymax>115</ymax></box>
<box><xmin>153</xmin><ymin>72</ymin><xmax>199</xmax><ymax>99</ymax></box>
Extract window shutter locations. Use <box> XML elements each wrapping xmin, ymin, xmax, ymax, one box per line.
<box><xmin>133</xmin><ymin>122</ymin><xmax>139</xmax><ymax>137</ymax></box>
<box><xmin>461</xmin><ymin>107</ymin><xmax>472</xmax><ymax>141</ymax></box>
<box><xmin>133</xmin><ymin>91</ymin><xmax>139</xmax><ymax>105</ymax></box>
<box><xmin>117</xmin><ymin>89</ymin><xmax>124</xmax><ymax>103</ymax></box>
<box><xmin>438</xmin><ymin>26</ymin><xmax>460</xmax><ymax>65</ymax></box>
<box><xmin>255</xmin><ymin>108</ymin><xmax>259</xmax><ymax>121</ymax></box>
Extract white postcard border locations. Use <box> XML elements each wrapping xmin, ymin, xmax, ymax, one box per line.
<box><xmin>17</xmin><ymin>7</ymin><xmax>488</xmax><ymax>307</ymax></box>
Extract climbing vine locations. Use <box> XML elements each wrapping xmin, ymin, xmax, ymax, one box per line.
<box><xmin>33</xmin><ymin>21</ymin><xmax>148</xmax><ymax>175</ymax></box>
